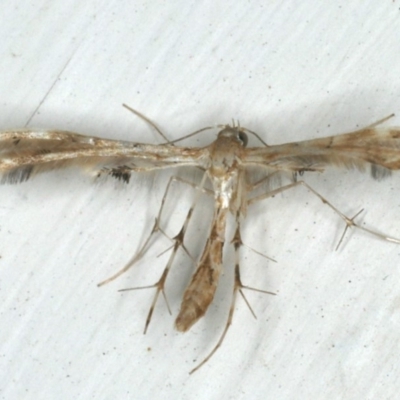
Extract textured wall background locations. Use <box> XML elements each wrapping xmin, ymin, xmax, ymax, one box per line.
<box><xmin>1</xmin><ymin>2</ymin><xmax>400</xmax><ymax>399</ymax></box>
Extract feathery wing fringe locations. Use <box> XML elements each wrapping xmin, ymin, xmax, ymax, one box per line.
<box><xmin>0</xmin><ymin>129</ymin><xmax>207</xmax><ymax>184</ymax></box>
<box><xmin>243</xmin><ymin>127</ymin><xmax>400</xmax><ymax>179</ymax></box>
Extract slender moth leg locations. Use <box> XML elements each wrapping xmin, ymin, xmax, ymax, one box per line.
<box><xmin>117</xmin><ymin>173</ymin><xmax>210</xmax><ymax>333</ymax></box>
<box><xmin>3</xmin><ymin>110</ymin><xmax>400</xmax><ymax>374</ymax></box>
<box><xmin>248</xmin><ymin>180</ymin><xmax>400</xmax><ymax>248</ymax></box>
<box><xmin>190</xmin><ymin>213</ymin><xmax>275</xmax><ymax>374</ymax></box>
<box><xmin>98</xmin><ymin>174</ymin><xmax>211</xmax><ymax>287</ymax></box>
<box><xmin>247</xmin><ymin>170</ymin><xmax>282</xmax><ymax>192</ymax></box>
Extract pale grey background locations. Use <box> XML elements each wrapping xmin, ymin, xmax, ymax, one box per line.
<box><xmin>1</xmin><ymin>1</ymin><xmax>400</xmax><ymax>399</ymax></box>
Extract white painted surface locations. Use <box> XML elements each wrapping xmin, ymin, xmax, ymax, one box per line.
<box><xmin>1</xmin><ymin>1</ymin><xmax>400</xmax><ymax>399</ymax></box>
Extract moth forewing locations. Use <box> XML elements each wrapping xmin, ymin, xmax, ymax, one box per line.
<box><xmin>0</xmin><ymin>128</ymin><xmax>210</xmax><ymax>184</ymax></box>
<box><xmin>2</xmin><ymin>114</ymin><xmax>400</xmax><ymax>374</ymax></box>
<box><xmin>242</xmin><ymin>126</ymin><xmax>400</xmax><ymax>176</ymax></box>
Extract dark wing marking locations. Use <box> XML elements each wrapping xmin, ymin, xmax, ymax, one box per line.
<box><xmin>0</xmin><ymin>129</ymin><xmax>208</xmax><ymax>184</ymax></box>
<box><xmin>243</xmin><ymin>127</ymin><xmax>400</xmax><ymax>179</ymax></box>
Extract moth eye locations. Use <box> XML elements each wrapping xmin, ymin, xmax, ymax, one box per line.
<box><xmin>238</xmin><ymin>131</ymin><xmax>248</xmax><ymax>147</ymax></box>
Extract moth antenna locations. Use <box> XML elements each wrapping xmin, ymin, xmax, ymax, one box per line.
<box><xmin>362</xmin><ymin>114</ymin><xmax>395</xmax><ymax>129</ymax></box>
<box><xmin>223</xmin><ymin>120</ymin><xmax>270</xmax><ymax>147</ymax></box>
<box><xmin>242</xmin><ymin>127</ymin><xmax>269</xmax><ymax>147</ymax></box>
<box><xmin>166</xmin><ymin>126</ymin><xmax>215</xmax><ymax>145</ymax></box>
<box><xmin>122</xmin><ymin>103</ymin><xmax>171</xmax><ymax>142</ymax></box>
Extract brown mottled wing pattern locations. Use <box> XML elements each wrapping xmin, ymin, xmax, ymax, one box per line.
<box><xmin>0</xmin><ymin>129</ymin><xmax>208</xmax><ymax>184</ymax></box>
<box><xmin>243</xmin><ymin>127</ymin><xmax>400</xmax><ymax>179</ymax></box>
<box><xmin>175</xmin><ymin>206</ymin><xmax>227</xmax><ymax>332</ymax></box>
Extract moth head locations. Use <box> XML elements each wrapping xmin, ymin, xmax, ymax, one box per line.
<box><xmin>217</xmin><ymin>126</ymin><xmax>248</xmax><ymax>147</ymax></box>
